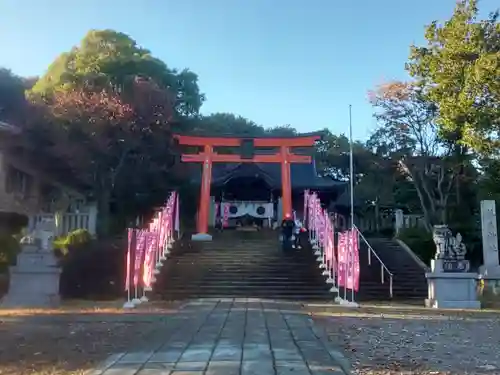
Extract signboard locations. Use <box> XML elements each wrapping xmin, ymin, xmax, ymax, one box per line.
<box><xmin>240</xmin><ymin>139</ymin><xmax>255</xmax><ymax>159</ymax></box>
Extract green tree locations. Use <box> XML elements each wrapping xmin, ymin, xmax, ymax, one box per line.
<box><xmin>18</xmin><ymin>30</ymin><xmax>206</xmax><ymax>234</ymax></box>
<box><xmin>314</xmin><ymin>128</ymin><xmax>369</xmax><ymax>181</ymax></box>
<box><xmin>265</xmin><ymin>124</ymin><xmax>298</xmax><ymax>137</ymax></box>
<box><xmin>368</xmin><ymin>81</ymin><xmax>471</xmax><ymax>232</ymax></box>
<box><xmin>0</xmin><ymin>68</ymin><xmax>28</xmax><ymax>123</ymax></box>
<box><xmin>190</xmin><ymin>113</ymin><xmax>265</xmax><ymax>136</ymax></box>
<box><xmin>22</xmin><ymin>78</ymin><xmax>176</xmax><ymax>235</ymax></box>
<box><xmin>407</xmin><ymin>0</ymin><xmax>500</xmax><ymax>155</ymax></box>
<box><xmin>478</xmin><ymin>159</ymin><xmax>500</xmax><ymax>201</ymax></box>
<box><xmin>30</xmin><ymin>29</ymin><xmax>204</xmax><ymax>118</ymax></box>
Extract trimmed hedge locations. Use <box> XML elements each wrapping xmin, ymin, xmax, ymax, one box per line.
<box><xmin>59</xmin><ymin>236</ymin><xmax>126</xmax><ymax>300</ymax></box>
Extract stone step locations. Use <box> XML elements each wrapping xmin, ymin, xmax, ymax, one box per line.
<box><xmin>154</xmin><ymin>233</ymin><xmax>429</xmax><ymax>303</ymax></box>
<box><xmin>160</xmin><ymin>275</ymin><xmax>327</xmax><ymax>280</ymax></box>
<box><xmin>357</xmin><ymin>238</ymin><xmax>428</xmax><ymax>301</ymax></box>
<box><xmin>157</xmin><ymin>294</ymin><xmax>335</xmax><ymax>301</ymax></box>
<box><xmin>155</xmin><ymin>235</ymin><xmax>335</xmax><ymax>302</ymax></box>
<box><xmin>155</xmin><ymin>287</ymin><xmax>332</xmax><ymax>294</ymax></box>
<box><xmin>165</xmin><ymin>260</ymin><xmax>322</xmax><ymax>266</ymax></box>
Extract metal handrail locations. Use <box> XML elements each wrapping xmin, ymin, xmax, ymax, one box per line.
<box><xmin>353</xmin><ymin>224</ymin><xmax>393</xmax><ymax>298</ymax></box>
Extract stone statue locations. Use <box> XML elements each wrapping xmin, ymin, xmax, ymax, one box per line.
<box><xmin>449</xmin><ymin>232</ymin><xmax>467</xmax><ymax>260</ymax></box>
<box><xmin>426</xmin><ymin>224</ymin><xmax>478</xmax><ymax>309</ymax></box>
<box><xmin>433</xmin><ymin>225</ymin><xmax>452</xmax><ymax>259</ymax></box>
<box><xmin>19</xmin><ymin>217</ymin><xmax>56</xmax><ymax>251</ymax></box>
<box><xmin>19</xmin><ymin>233</ymin><xmax>36</xmax><ymax>245</ymax></box>
<box><xmin>432</xmin><ymin>224</ymin><xmax>467</xmax><ymax>260</ymax></box>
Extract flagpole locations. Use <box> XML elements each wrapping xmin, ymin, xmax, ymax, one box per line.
<box><xmin>349</xmin><ymin>104</ymin><xmax>355</xmax><ymax>304</ymax></box>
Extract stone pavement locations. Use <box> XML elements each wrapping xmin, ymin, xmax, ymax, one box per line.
<box><xmin>89</xmin><ymin>299</ymin><xmax>350</xmax><ymax>375</ymax></box>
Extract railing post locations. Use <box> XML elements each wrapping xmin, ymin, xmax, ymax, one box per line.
<box><xmin>389</xmin><ymin>276</ymin><xmax>393</xmax><ymax>298</ymax></box>
<box><xmin>87</xmin><ymin>203</ymin><xmax>98</xmax><ymax>236</ymax></box>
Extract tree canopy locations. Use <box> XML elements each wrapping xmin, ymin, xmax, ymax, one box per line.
<box><xmin>30</xmin><ymin>29</ymin><xmax>204</xmax><ymax>119</ymax></box>
<box><xmin>407</xmin><ymin>0</ymin><xmax>500</xmax><ymax>155</ymax></box>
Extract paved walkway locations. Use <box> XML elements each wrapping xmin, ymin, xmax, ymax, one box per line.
<box><xmin>90</xmin><ymin>299</ymin><xmax>350</xmax><ymax>375</ymax></box>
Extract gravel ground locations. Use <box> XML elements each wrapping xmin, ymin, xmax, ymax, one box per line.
<box><xmin>0</xmin><ymin>302</ymin><xmax>182</xmax><ymax>375</ymax></box>
<box><xmin>312</xmin><ymin>305</ymin><xmax>500</xmax><ymax>375</ymax></box>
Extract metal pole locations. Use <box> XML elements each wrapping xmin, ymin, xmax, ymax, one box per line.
<box><xmin>349</xmin><ymin>104</ymin><xmax>355</xmax><ymax>303</ymax></box>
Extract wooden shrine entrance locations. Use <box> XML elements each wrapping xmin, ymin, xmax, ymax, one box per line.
<box><xmin>175</xmin><ymin>134</ymin><xmax>320</xmax><ymax>238</ymax></box>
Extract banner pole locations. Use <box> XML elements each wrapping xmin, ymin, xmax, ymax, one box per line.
<box><xmin>123</xmin><ymin>228</ymin><xmax>136</xmax><ymax>309</ymax></box>
<box><xmin>349</xmin><ymin>105</ymin><xmax>356</xmax><ymax>305</ymax></box>
<box><xmin>343</xmin><ymin>235</ymin><xmax>347</xmax><ymax>302</ymax></box>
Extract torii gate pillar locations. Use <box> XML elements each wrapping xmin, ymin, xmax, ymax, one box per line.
<box><xmin>175</xmin><ymin>135</ymin><xmax>319</xmax><ymax>240</ymax></box>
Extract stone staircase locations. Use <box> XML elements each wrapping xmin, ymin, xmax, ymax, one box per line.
<box><xmin>154</xmin><ymin>230</ymin><xmax>334</xmax><ymax>301</ymax></box>
<box><xmin>357</xmin><ymin>237</ymin><xmax>428</xmax><ymax>302</ymax></box>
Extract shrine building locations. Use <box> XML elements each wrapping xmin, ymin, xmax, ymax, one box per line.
<box><xmin>175</xmin><ymin>133</ymin><xmax>346</xmax><ymax>240</ymax></box>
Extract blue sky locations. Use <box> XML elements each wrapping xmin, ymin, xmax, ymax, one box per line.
<box><xmin>0</xmin><ymin>0</ymin><xmax>497</xmax><ymax>140</ymax></box>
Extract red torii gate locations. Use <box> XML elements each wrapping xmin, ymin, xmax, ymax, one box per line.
<box><xmin>175</xmin><ymin>134</ymin><xmax>320</xmax><ymax>237</ymax></box>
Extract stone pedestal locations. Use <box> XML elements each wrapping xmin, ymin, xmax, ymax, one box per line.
<box><xmin>2</xmin><ymin>243</ymin><xmax>61</xmax><ymax>308</ymax></box>
<box><xmin>425</xmin><ymin>259</ymin><xmax>480</xmax><ymax>309</ymax></box>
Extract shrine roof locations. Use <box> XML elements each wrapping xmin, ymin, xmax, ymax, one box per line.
<box><xmin>189</xmin><ymin>162</ymin><xmax>345</xmax><ymax>191</ymax></box>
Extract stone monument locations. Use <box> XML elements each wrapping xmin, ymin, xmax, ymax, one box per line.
<box><xmin>479</xmin><ymin>200</ymin><xmax>500</xmax><ymax>274</ymax></box>
<box><xmin>1</xmin><ymin>217</ymin><xmax>62</xmax><ymax>308</ymax></box>
<box><xmin>425</xmin><ymin>225</ymin><xmax>480</xmax><ymax>309</ymax></box>
<box><xmin>478</xmin><ymin>200</ymin><xmax>500</xmax><ymax>294</ymax></box>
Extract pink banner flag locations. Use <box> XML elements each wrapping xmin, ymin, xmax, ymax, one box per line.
<box><xmin>142</xmin><ymin>232</ymin><xmax>156</xmax><ymax>288</ymax></box>
<box><xmin>351</xmin><ymin>229</ymin><xmax>360</xmax><ymax>291</ymax></box>
<box><xmin>337</xmin><ymin>231</ymin><xmax>348</xmax><ymax>287</ymax></box>
<box><xmin>125</xmin><ymin>228</ymin><xmax>134</xmax><ymax>291</ymax></box>
<box><xmin>303</xmin><ymin>190</ymin><xmax>309</xmax><ymax>227</ymax></box>
<box><xmin>319</xmin><ymin>209</ymin><xmax>327</xmax><ymax>247</ymax></box>
<box><xmin>174</xmin><ymin>192</ymin><xmax>180</xmax><ymax>233</ymax></box>
<box><xmin>124</xmin><ymin>190</ymin><xmax>179</xmax><ymax>295</ymax></box>
<box><xmin>158</xmin><ymin>210</ymin><xmax>165</xmax><ymax>256</ymax></box>
<box><xmin>339</xmin><ymin>229</ymin><xmax>360</xmax><ymax>291</ymax></box>
<box><xmin>325</xmin><ymin>216</ymin><xmax>336</xmax><ymax>273</ymax></box>
<box><xmin>310</xmin><ymin>193</ymin><xmax>317</xmax><ymax>233</ymax></box>
<box><xmin>133</xmin><ymin>230</ymin><xmax>147</xmax><ymax>287</ymax></box>
<box><xmin>330</xmin><ymin>222</ymin><xmax>336</xmax><ymax>272</ymax></box>
<box><xmin>308</xmin><ymin>196</ymin><xmax>314</xmax><ymax>231</ymax></box>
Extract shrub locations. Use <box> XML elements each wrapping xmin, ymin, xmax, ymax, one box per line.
<box><xmin>0</xmin><ymin>234</ymin><xmax>20</xmax><ymax>272</ymax></box>
<box><xmin>0</xmin><ymin>212</ymin><xmax>27</xmax><ymax>272</ymax></box>
<box><xmin>397</xmin><ymin>227</ymin><xmax>435</xmax><ymax>265</ymax></box>
<box><xmin>53</xmin><ymin>229</ymin><xmax>92</xmax><ymax>256</ymax></box>
<box><xmin>59</xmin><ymin>235</ymin><xmax>126</xmax><ymax>300</ymax></box>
